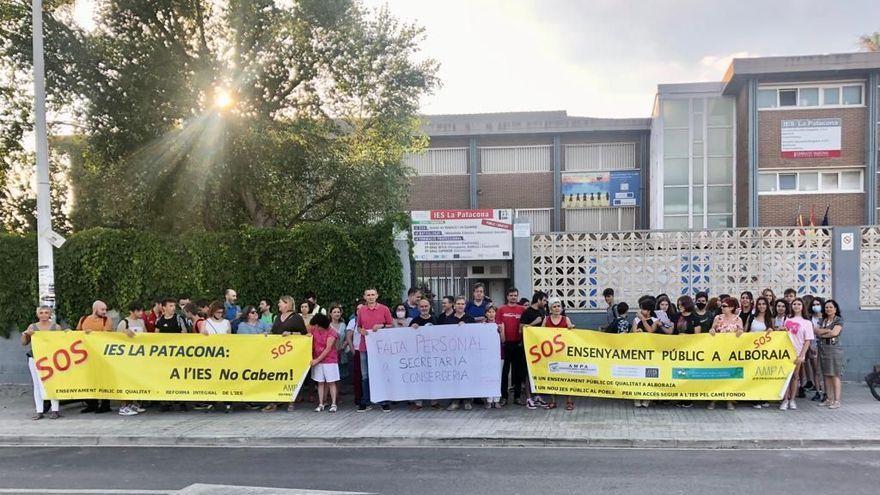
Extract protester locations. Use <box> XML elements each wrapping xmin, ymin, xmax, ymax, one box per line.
<box><xmin>520</xmin><ymin>291</ymin><xmax>548</xmax><ymax>410</ymax></box>
<box><xmin>762</xmin><ymin>288</ymin><xmax>777</xmax><ymax>305</ymax></box>
<box><xmin>346</xmin><ymin>300</ymin><xmax>365</xmax><ymax>407</ymax></box>
<box><xmin>155</xmin><ymin>298</ymin><xmax>187</xmax><ymax>334</ymax></box>
<box><xmin>773</xmin><ymin>299</ymin><xmax>790</xmax><ymax>329</ymax></box>
<box><xmin>22</xmin><ymin>306</ymin><xmax>63</xmax><ymax>420</ymax></box>
<box><xmin>707</xmin><ymin>297</ymin><xmax>744</xmax><ymax>410</ymax></box>
<box><xmin>608</xmin><ymin>302</ymin><xmax>631</xmax><ymax>333</ymax></box>
<box><xmin>263</xmin><ymin>295</ymin><xmax>307</xmax><ymax>413</ymax></box>
<box><xmin>445</xmin><ymin>296</ymin><xmax>477</xmax><ymax>411</ymax></box>
<box><xmin>497</xmin><ymin>288</ymin><xmax>525</xmax><ymax>406</ymax></box>
<box><xmin>631</xmin><ymin>298</ymin><xmax>659</xmax><ymax>334</ymax></box>
<box><xmin>144</xmin><ymin>299</ymin><xmax>162</xmax><ymax>333</ymax></box>
<box><xmin>783</xmin><ymin>288</ymin><xmax>797</xmax><ymax>304</ymax></box>
<box><xmin>673</xmin><ymin>296</ymin><xmax>699</xmax><ymax>335</ymax></box>
<box><xmin>298</xmin><ymin>301</ymin><xmax>315</xmax><ymax>327</ymax></box>
<box><xmin>779</xmin><ymin>298</ymin><xmax>814</xmax><ymax>411</ymax></box>
<box><xmin>748</xmin><ymin>297</ymin><xmax>773</xmax><ymax>333</ymax></box>
<box><xmin>178</xmin><ymin>296</ymin><xmax>191</xmax><ymax>316</ymax></box>
<box><xmin>816</xmin><ymin>299</ymin><xmax>843</xmax><ymax>409</ymax></box>
<box><xmin>328</xmin><ymin>304</ymin><xmax>349</xmax><ymax>381</ymax></box>
<box><xmin>224</xmin><ymin>289</ymin><xmax>242</xmax><ymax>332</ymax></box>
<box><xmin>309</xmin><ymin>313</ymin><xmax>339</xmax><ymax>412</ymax></box>
<box><xmin>465</xmin><ymin>283</ymin><xmax>492</xmax><ymax>322</ymax></box>
<box><xmin>410</xmin><ymin>299</ymin><xmax>436</xmax><ymax>328</ymax></box>
<box><xmin>116</xmin><ymin>302</ymin><xmax>146</xmax><ymax>416</ymax></box>
<box><xmin>482</xmin><ymin>304</ymin><xmax>505</xmax><ymax>409</ymax></box>
<box><xmin>203</xmin><ymin>302</ymin><xmax>231</xmax><ymax>334</ymax></box>
<box><xmin>183</xmin><ymin>303</ymin><xmax>206</xmax><ymax>334</ymax></box>
<box><xmin>435</xmin><ymin>296</ymin><xmax>455</xmax><ymax>325</ymax></box>
<box><xmin>543</xmin><ymin>298</ymin><xmax>575</xmax><ymax>410</ymax></box>
<box><xmin>603</xmin><ymin>288</ymin><xmax>618</xmax><ymax>331</ymax></box>
<box><xmin>391</xmin><ymin>303</ymin><xmax>411</xmax><ymax>327</ymax></box>
<box><xmin>655</xmin><ymin>296</ymin><xmax>675</xmax><ymax>334</ymax></box>
<box><xmin>304</xmin><ymin>292</ymin><xmax>327</xmax><ymax>315</ymax></box>
<box><xmin>739</xmin><ymin>291</ymin><xmax>754</xmax><ymax>325</ymax></box>
<box><xmin>402</xmin><ymin>288</ymin><xmax>422</xmax><ymax>319</ymax></box>
<box><xmin>805</xmin><ymin>295</ymin><xmax>826</xmax><ymax>402</ymax></box>
<box><xmin>355</xmin><ymin>288</ymin><xmax>393</xmax><ymax>412</ymax></box>
<box><xmin>692</xmin><ymin>292</ymin><xmax>713</xmax><ymax>333</ymax></box>
<box><xmin>237</xmin><ymin>305</ymin><xmax>269</xmax><ymax>334</ymax></box>
<box><xmin>75</xmin><ymin>300</ymin><xmax>114</xmax><ymax>414</ymax></box>
<box><xmin>258</xmin><ymin>299</ymin><xmax>274</xmax><ymax>326</ymax></box>
<box><xmin>706</xmin><ymin>297</ymin><xmax>720</xmax><ymax>317</ymax></box>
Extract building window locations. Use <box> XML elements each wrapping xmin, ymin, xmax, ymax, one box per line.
<box><xmin>404</xmin><ymin>148</ymin><xmax>468</xmax><ymax>175</ymax></box>
<box><xmin>758</xmin><ymin>83</ymin><xmax>864</xmax><ymax>109</ymax></box>
<box><xmin>479</xmin><ymin>145</ymin><xmax>552</xmax><ymax>174</ymax></box>
<box><xmin>758</xmin><ymin>169</ymin><xmax>864</xmax><ymax>194</ymax></box>
<box><xmin>515</xmin><ymin>208</ymin><xmax>551</xmax><ymax>234</ymax></box>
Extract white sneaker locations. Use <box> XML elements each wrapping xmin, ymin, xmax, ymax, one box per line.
<box><xmin>788</xmin><ymin>400</ymin><xmax>797</xmax><ymax>410</ymax></box>
<box><xmin>446</xmin><ymin>401</ymin><xmax>460</xmax><ymax>411</ymax></box>
<box><xmin>132</xmin><ymin>404</ymin><xmax>146</xmax><ymax>413</ymax></box>
<box><xmin>779</xmin><ymin>400</ymin><xmax>789</xmax><ymax>410</ymax></box>
<box><xmin>118</xmin><ymin>406</ymin><xmax>137</xmax><ymax>416</ymax></box>
<box><xmin>633</xmin><ymin>400</ymin><xmax>642</xmax><ymax>408</ymax></box>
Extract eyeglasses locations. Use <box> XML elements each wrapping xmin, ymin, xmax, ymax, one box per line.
<box><xmin>248</xmin><ymin>310</ymin><xmax>257</xmax><ymax>314</ymax></box>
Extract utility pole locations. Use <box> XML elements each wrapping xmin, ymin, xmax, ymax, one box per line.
<box><xmin>32</xmin><ymin>0</ymin><xmax>57</xmax><ymax>309</ymax></box>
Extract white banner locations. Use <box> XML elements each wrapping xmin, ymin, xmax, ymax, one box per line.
<box><xmin>365</xmin><ymin>323</ymin><xmax>502</xmax><ymax>402</ymax></box>
<box><xmin>781</xmin><ymin>118</ymin><xmax>841</xmax><ymax>158</ymax></box>
<box><xmin>411</xmin><ymin>209</ymin><xmax>513</xmax><ymax>260</ymax></box>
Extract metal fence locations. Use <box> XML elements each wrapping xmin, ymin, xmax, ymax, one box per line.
<box><xmin>532</xmin><ymin>227</ymin><xmax>833</xmax><ymax>311</ymax></box>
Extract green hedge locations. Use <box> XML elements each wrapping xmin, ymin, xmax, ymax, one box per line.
<box><xmin>0</xmin><ymin>222</ymin><xmax>404</xmax><ymax>336</ymax></box>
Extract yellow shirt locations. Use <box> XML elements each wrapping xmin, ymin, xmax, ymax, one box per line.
<box><xmin>77</xmin><ymin>315</ymin><xmax>113</xmax><ymax>332</ymax></box>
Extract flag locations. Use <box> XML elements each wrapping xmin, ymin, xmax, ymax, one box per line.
<box><xmin>821</xmin><ymin>205</ymin><xmax>830</xmax><ymax>226</ymax></box>
<box><xmin>796</xmin><ymin>205</ymin><xmax>805</xmax><ymax>234</ymax></box>
<box><xmin>809</xmin><ymin>206</ymin><xmax>816</xmax><ymax>227</ymax></box>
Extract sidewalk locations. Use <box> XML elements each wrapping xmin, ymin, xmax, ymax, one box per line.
<box><xmin>1</xmin><ymin>383</ymin><xmax>878</xmax><ymax>449</ymax></box>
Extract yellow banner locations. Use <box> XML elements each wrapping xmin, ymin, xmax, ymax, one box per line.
<box><xmin>524</xmin><ymin>327</ymin><xmax>796</xmax><ymax>401</ymax></box>
<box><xmin>31</xmin><ymin>331</ymin><xmax>312</xmax><ymax>402</ymax></box>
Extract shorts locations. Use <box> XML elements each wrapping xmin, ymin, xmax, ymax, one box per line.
<box><xmin>311</xmin><ymin>363</ymin><xmax>340</xmax><ymax>383</ymax></box>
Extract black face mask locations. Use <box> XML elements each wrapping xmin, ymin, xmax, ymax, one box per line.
<box><xmin>696</xmin><ymin>302</ymin><xmax>707</xmax><ymax>310</ymax></box>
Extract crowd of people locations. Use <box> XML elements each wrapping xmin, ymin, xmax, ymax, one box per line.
<box><xmin>19</xmin><ymin>283</ymin><xmax>844</xmax><ymax>420</ymax></box>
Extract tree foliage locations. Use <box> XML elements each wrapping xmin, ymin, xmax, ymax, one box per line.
<box><xmin>858</xmin><ymin>32</ymin><xmax>880</xmax><ymax>52</ymax></box>
<box><xmin>0</xmin><ymin>0</ymin><xmax>438</xmax><ymax>233</ymax></box>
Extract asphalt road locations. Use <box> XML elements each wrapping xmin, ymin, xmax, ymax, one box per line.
<box><xmin>0</xmin><ymin>447</ymin><xmax>877</xmax><ymax>494</ymax></box>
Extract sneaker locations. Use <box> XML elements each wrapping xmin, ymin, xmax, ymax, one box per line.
<box><xmin>329</xmin><ymin>404</ymin><xmax>338</xmax><ymax>413</ymax></box>
<box><xmin>118</xmin><ymin>407</ymin><xmax>137</xmax><ymax>416</ymax></box>
<box><xmin>533</xmin><ymin>395</ymin><xmax>548</xmax><ymax>406</ymax></box>
<box><xmin>752</xmin><ymin>403</ymin><xmax>763</xmax><ymax>409</ymax></box>
<box><xmin>381</xmin><ymin>404</ymin><xmax>391</xmax><ymax>413</ymax></box>
<box><xmin>446</xmin><ymin>402</ymin><xmax>460</xmax><ymax>411</ymax></box>
<box><xmin>634</xmin><ymin>400</ymin><xmax>643</xmax><ymax>408</ymax></box>
<box><xmin>192</xmin><ymin>403</ymin><xmax>211</xmax><ymax>411</ymax></box>
<box><xmin>463</xmin><ymin>402</ymin><xmax>473</xmax><ymax>411</ymax></box>
<box><xmin>779</xmin><ymin>400</ymin><xmax>789</xmax><ymax>410</ymax></box>
<box><xmin>789</xmin><ymin>400</ymin><xmax>797</xmax><ymax>410</ymax></box>
<box><xmin>357</xmin><ymin>405</ymin><xmax>367</xmax><ymax>413</ymax></box>
<box><xmin>828</xmin><ymin>401</ymin><xmax>841</xmax><ymax>410</ymax></box>
<box><xmin>526</xmin><ymin>398</ymin><xmax>537</xmax><ymax>410</ymax></box>
<box><xmin>132</xmin><ymin>404</ymin><xmax>146</xmax><ymax>413</ymax></box>
<box><xmin>315</xmin><ymin>404</ymin><xmax>326</xmax><ymax>412</ymax></box>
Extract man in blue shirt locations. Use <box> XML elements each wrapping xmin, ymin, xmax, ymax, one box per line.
<box><xmin>402</xmin><ymin>287</ymin><xmax>422</xmax><ymax>319</ymax></box>
<box><xmin>465</xmin><ymin>282</ymin><xmax>492</xmax><ymax>322</ymax></box>
<box><xmin>224</xmin><ymin>289</ymin><xmax>241</xmax><ymax>332</ymax></box>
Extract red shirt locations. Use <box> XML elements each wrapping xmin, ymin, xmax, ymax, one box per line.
<box><xmin>144</xmin><ymin>310</ymin><xmax>160</xmax><ymax>333</ymax></box>
<box><xmin>310</xmin><ymin>326</ymin><xmax>339</xmax><ymax>364</ymax></box>
<box><xmin>496</xmin><ymin>304</ymin><xmax>525</xmax><ymax>343</ymax></box>
<box><xmin>356</xmin><ymin>303</ymin><xmax>393</xmax><ymax>352</ymax></box>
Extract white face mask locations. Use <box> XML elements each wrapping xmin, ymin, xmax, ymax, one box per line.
<box><xmin>812</xmin><ymin>305</ymin><xmax>822</xmax><ymax>314</ymax></box>
<box><xmin>396</xmin><ymin>311</ymin><xmax>406</xmax><ymax>319</ymax></box>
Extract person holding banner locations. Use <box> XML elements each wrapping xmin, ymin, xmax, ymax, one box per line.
<box><xmin>76</xmin><ymin>301</ymin><xmax>114</xmax><ymax>414</ymax></box>
<box><xmin>483</xmin><ymin>304</ymin><xmax>504</xmax><ymax>409</ymax></box>
<box><xmin>309</xmin><ymin>313</ymin><xmax>340</xmax><ymax>412</ymax></box>
<box><xmin>497</xmin><ymin>288</ymin><xmax>525</xmax><ymax>406</ymax></box>
<box><xmin>356</xmin><ymin>288</ymin><xmax>393</xmax><ymax>413</ymax></box>
<box><xmin>708</xmin><ymin>297</ymin><xmax>744</xmax><ymax>411</ymax></box>
<box><xmin>543</xmin><ymin>298</ymin><xmax>575</xmax><ymax>411</ymax></box>
<box><xmin>631</xmin><ymin>298</ymin><xmax>659</xmax><ymax>334</ymax></box>
<box><xmin>237</xmin><ymin>306</ymin><xmax>269</xmax><ymax>334</ymax></box>
<box><xmin>409</xmin><ymin>299</ymin><xmax>439</xmax><ymax>410</ymax></box>
<box><xmin>521</xmin><ymin>291</ymin><xmax>548</xmax><ymax>410</ymax></box>
<box><xmin>435</xmin><ymin>296</ymin><xmax>455</xmax><ymax>325</ymax></box>
<box><xmin>22</xmin><ymin>306</ymin><xmax>64</xmax><ymax>420</ymax></box>
<box><xmin>203</xmin><ymin>302</ymin><xmax>232</xmax><ymax>335</ymax></box>
<box><xmin>779</xmin><ymin>298</ymin><xmax>815</xmax><ymax>411</ymax></box>
<box><xmin>445</xmin><ymin>297</ymin><xmax>477</xmax><ymax>411</ymax></box>
<box><xmin>747</xmin><ymin>297</ymin><xmax>773</xmax><ymax>333</ymax></box>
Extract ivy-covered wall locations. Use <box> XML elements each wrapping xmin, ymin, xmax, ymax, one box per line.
<box><xmin>0</xmin><ymin>222</ymin><xmax>404</xmax><ymax>336</ymax></box>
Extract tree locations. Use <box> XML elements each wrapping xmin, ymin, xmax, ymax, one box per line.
<box><xmin>1</xmin><ymin>0</ymin><xmax>438</xmax><ymax>232</ymax></box>
<box><xmin>858</xmin><ymin>32</ymin><xmax>880</xmax><ymax>52</ymax></box>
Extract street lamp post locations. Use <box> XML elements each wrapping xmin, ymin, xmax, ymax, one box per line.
<box><xmin>32</xmin><ymin>0</ymin><xmax>56</xmax><ymax>309</ymax></box>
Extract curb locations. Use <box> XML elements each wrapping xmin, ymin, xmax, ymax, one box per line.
<box><xmin>1</xmin><ymin>435</ymin><xmax>879</xmax><ymax>450</ymax></box>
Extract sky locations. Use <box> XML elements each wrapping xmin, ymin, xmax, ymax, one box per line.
<box><xmin>72</xmin><ymin>0</ymin><xmax>880</xmax><ymax>118</ymax></box>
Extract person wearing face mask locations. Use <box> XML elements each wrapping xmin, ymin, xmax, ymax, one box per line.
<box><xmin>804</xmin><ymin>295</ymin><xmax>826</xmax><ymax>403</ymax></box>
<box><xmin>691</xmin><ymin>292</ymin><xmax>713</xmax><ymax>334</ymax></box>
<box><xmin>391</xmin><ymin>303</ymin><xmax>411</xmax><ymax>327</ymax></box>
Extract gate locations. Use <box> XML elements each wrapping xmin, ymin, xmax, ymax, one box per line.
<box><xmin>412</xmin><ymin>261</ymin><xmax>470</xmax><ymax>312</ymax></box>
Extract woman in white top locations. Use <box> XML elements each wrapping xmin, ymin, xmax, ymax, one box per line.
<box><xmin>202</xmin><ymin>301</ymin><xmax>231</xmax><ymax>335</ymax></box>
<box><xmin>21</xmin><ymin>306</ymin><xmax>64</xmax><ymax>420</ymax></box>
<box><xmin>748</xmin><ymin>297</ymin><xmax>773</xmax><ymax>333</ymax></box>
